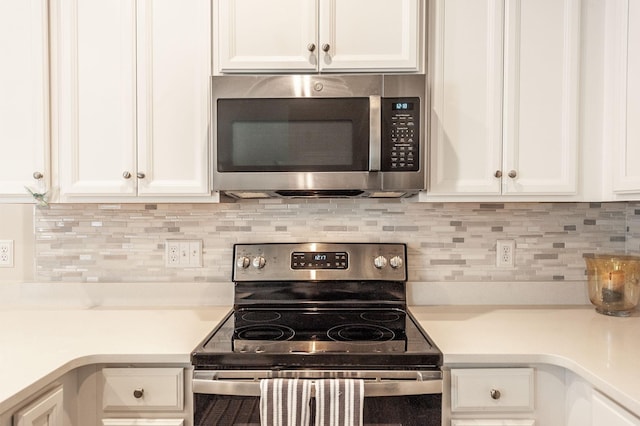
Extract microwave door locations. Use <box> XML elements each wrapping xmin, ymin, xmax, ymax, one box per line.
<box><xmin>216</xmin><ymin>98</ymin><xmax>371</xmax><ymax>174</ymax></box>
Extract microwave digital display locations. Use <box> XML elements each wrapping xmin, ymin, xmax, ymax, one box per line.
<box><xmin>392</xmin><ymin>102</ymin><xmax>414</xmax><ymax>111</ymax></box>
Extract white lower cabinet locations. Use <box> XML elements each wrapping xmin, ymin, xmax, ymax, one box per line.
<box><xmin>592</xmin><ymin>391</ymin><xmax>640</xmax><ymax>426</ymax></box>
<box><xmin>12</xmin><ymin>386</ymin><xmax>64</xmax><ymax>426</ymax></box>
<box><xmin>101</xmin><ymin>420</ymin><xmax>184</xmax><ymax>426</ymax></box>
<box><xmin>450</xmin><ymin>368</ymin><xmax>536</xmax><ymax>425</ymax></box>
<box><xmin>98</xmin><ymin>367</ymin><xmax>187</xmax><ymax>426</ymax></box>
<box><xmin>451</xmin><ymin>421</ymin><xmax>534</xmax><ymax>426</ymax></box>
<box><xmin>448</xmin><ymin>366</ymin><xmax>568</xmax><ymax>426</ymax></box>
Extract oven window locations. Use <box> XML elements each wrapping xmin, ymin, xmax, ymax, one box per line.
<box><xmin>217</xmin><ymin>98</ymin><xmax>370</xmax><ymax>172</ymax></box>
<box><xmin>194</xmin><ymin>394</ymin><xmax>441</xmax><ymax>426</ymax></box>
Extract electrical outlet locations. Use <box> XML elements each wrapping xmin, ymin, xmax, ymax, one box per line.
<box><xmin>496</xmin><ymin>240</ymin><xmax>515</xmax><ymax>268</ymax></box>
<box><xmin>165</xmin><ymin>240</ymin><xmax>202</xmax><ymax>268</ymax></box>
<box><xmin>166</xmin><ymin>241</ymin><xmax>180</xmax><ymax>266</ymax></box>
<box><xmin>0</xmin><ymin>240</ymin><xmax>14</xmax><ymax>268</ymax></box>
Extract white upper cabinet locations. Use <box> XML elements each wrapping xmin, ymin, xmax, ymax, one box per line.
<box><xmin>52</xmin><ymin>0</ymin><xmax>210</xmax><ymax>200</ymax></box>
<box><xmin>607</xmin><ymin>0</ymin><xmax>640</xmax><ymax>199</ymax></box>
<box><xmin>427</xmin><ymin>0</ymin><xmax>581</xmax><ymax>199</ymax></box>
<box><xmin>216</xmin><ymin>0</ymin><xmax>422</xmax><ymax>73</ymax></box>
<box><xmin>0</xmin><ymin>0</ymin><xmax>49</xmax><ymax>201</ymax></box>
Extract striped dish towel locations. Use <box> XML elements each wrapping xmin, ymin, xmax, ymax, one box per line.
<box><xmin>315</xmin><ymin>379</ymin><xmax>365</xmax><ymax>426</ymax></box>
<box><xmin>260</xmin><ymin>378</ymin><xmax>312</xmax><ymax>426</ymax></box>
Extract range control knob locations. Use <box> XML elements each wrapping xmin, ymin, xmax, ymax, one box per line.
<box><xmin>252</xmin><ymin>256</ymin><xmax>266</xmax><ymax>269</ymax></box>
<box><xmin>389</xmin><ymin>256</ymin><xmax>404</xmax><ymax>269</ymax></box>
<box><xmin>374</xmin><ymin>255</ymin><xmax>388</xmax><ymax>269</ymax></box>
<box><xmin>236</xmin><ymin>256</ymin><xmax>250</xmax><ymax>269</ymax></box>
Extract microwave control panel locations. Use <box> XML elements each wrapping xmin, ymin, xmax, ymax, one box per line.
<box><xmin>381</xmin><ymin>97</ymin><xmax>420</xmax><ymax>172</ymax></box>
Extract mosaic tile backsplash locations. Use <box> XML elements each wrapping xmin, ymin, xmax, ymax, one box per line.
<box><xmin>34</xmin><ymin>200</ymin><xmax>640</xmax><ymax>283</ymax></box>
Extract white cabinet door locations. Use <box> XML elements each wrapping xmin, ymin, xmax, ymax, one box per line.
<box><xmin>53</xmin><ymin>0</ymin><xmax>138</xmax><ymax>197</ymax></box>
<box><xmin>13</xmin><ymin>386</ymin><xmax>63</xmax><ymax>426</ymax></box>
<box><xmin>428</xmin><ymin>0</ymin><xmax>580</xmax><ymax>197</ymax></box>
<box><xmin>54</xmin><ymin>0</ymin><xmax>211</xmax><ymax>199</ymax></box>
<box><xmin>502</xmin><ymin>0</ymin><xmax>580</xmax><ymax>195</ymax></box>
<box><xmin>216</xmin><ymin>0</ymin><xmax>421</xmax><ymax>73</ymax></box>
<box><xmin>610</xmin><ymin>0</ymin><xmax>640</xmax><ymax>196</ymax></box>
<box><xmin>217</xmin><ymin>0</ymin><xmax>317</xmax><ymax>72</ymax></box>
<box><xmin>136</xmin><ymin>0</ymin><xmax>210</xmax><ymax>196</ymax></box>
<box><xmin>429</xmin><ymin>0</ymin><xmax>504</xmax><ymax>195</ymax></box>
<box><xmin>0</xmin><ymin>0</ymin><xmax>49</xmax><ymax>200</ymax></box>
<box><xmin>593</xmin><ymin>391</ymin><xmax>640</xmax><ymax>426</ymax></box>
<box><xmin>319</xmin><ymin>0</ymin><xmax>420</xmax><ymax>72</ymax></box>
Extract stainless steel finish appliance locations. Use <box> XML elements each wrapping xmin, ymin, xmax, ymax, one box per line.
<box><xmin>211</xmin><ymin>75</ymin><xmax>426</xmax><ymax>199</ymax></box>
<box><xmin>191</xmin><ymin>243</ymin><xmax>443</xmax><ymax>425</ymax></box>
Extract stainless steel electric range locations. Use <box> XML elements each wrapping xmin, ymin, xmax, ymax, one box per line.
<box><xmin>191</xmin><ymin>243</ymin><xmax>443</xmax><ymax>426</ymax></box>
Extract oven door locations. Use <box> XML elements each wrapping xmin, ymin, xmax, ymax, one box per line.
<box><xmin>193</xmin><ymin>370</ymin><xmax>442</xmax><ymax>426</ymax></box>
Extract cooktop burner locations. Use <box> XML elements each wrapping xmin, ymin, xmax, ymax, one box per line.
<box><xmin>231</xmin><ymin>308</ymin><xmax>407</xmax><ymax>354</ymax></box>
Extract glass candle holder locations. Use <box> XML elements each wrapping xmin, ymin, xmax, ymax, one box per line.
<box><xmin>584</xmin><ymin>254</ymin><xmax>640</xmax><ymax>316</ymax></box>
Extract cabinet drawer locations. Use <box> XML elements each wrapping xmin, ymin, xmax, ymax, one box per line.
<box><xmin>101</xmin><ymin>368</ymin><xmax>184</xmax><ymax>412</ymax></box>
<box><xmin>451</xmin><ymin>368</ymin><xmax>534</xmax><ymax>412</ymax></box>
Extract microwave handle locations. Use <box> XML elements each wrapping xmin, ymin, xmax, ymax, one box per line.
<box><xmin>369</xmin><ymin>95</ymin><xmax>381</xmax><ymax>171</ymax></box>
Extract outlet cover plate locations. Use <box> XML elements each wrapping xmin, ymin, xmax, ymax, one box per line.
<box><xmin>165</xmin><ymin>240</ymin><xmax>202</xmax><ymax>268</ymax></box>
<box><xmin>0</xmin><ymin>240</ymin><xmax>14</xmax><ymax>268</ymax></box>
<box><xmin>496</xmin><ymin>239</ymin><xmax>515</xmax><ymax>268</ymax></box>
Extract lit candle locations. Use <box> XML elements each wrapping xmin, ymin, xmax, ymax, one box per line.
<box><xmin>602</xmin><ymin>270</ymin><xmax>625</xmax><ymax>303</ymax></box>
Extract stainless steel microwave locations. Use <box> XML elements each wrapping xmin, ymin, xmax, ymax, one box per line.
<box><xmin>212</xmin><ymin>74</ymin><xmax>426</xmax><ymax>199</ymax></box>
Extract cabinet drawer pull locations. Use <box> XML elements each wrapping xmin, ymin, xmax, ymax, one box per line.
<box><xmin>33</xmin><ymin>171</ymin><xmax>44</xmax><ymax>180</ymax></box>
<box><xmin>494</xmin><ymin>170</ymin><xmax>502</xmax><ymax>178</ymax></box>
<box><xmin>322</xmin><ymin>43</ymin><xmax>331</xmax><ymax>52</ymax></box>
<box><xmin>508</xmin><ymin>170</ymin><xmax>517</xmax><ymax>178</ymax></box>
<box><xmin>137</xmin><ymin>172</ymin><xmax>146</xmax><ymax>179</ymax></box>
<box><xmin>307</xmin><ymin>43</ymin><xmax>316</xmax><ymax>52</ymax></box>
<box><xmin>122</xmin><ymin>171</ymin><xmax>132</xmax><ymax>179</ymax></box>
<box><xmin>133</xmin><ymin>388</ymin><xmax>144</xmax><ymax>399</ymax></box>
<box><xmin>490</xmin><ymin>388</ymin><xmax>501</xmax><ymax>400</ymax></box>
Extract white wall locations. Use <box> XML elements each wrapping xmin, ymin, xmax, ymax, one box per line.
<box><xmin>0</xmin><ymin>204</ymin><xmax>35</xmax><ymax>283</ymax></box>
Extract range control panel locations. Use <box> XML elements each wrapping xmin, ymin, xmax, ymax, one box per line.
<box><xmin>291</xmin><ymin>251</ymin><xmax>348</xmax><ymax>270</ymax></box>
<box><xmin>381</xmin><ymin>98</ymin><xmax>420</xmax><ymax>172</ymax></box>
<box><xmin>233</xmin><ymin>243</ymin><xmax>407</xmax><ymax>282</ymax></box>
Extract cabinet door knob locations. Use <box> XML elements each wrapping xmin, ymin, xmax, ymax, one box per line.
<box><xmin>137</xmin><ymin>172</ymin><xmax>146</xmax><ymax>179</ymax></box>
<box><xmin>33</xmin><ymin>171</ymin><xmax>43</xmax><ymax>180</ymax></box>
<box><xmin>322</xmin><ymin>43</ymin><xmax>331</xmax><ymax>52</ymax></box>
<box><xmin>122</xmin><ymin>171</ymin><xmax>132</xmax><ymax>179</ymax></box>
<box><xmin>494</xmin><ymin>170</ymin><xmax>502</xmax><ymax>178</ymax></box>
<box><xmin>490</xmin><ymin>388</ymin><xmax>501</xmax><ymax>400</ymax></box>
<box><xmin>307</xmin><ymin>43</ymin><xmax>316</xmax><ymax>52</ymax></box>
<box><xmin>508</xmin><ymin>170</ymin><xmax>517</xmax><ymax>178</ymax></box>
<box><xmin>133</xmin><ymin>388</ymin><xmax>144</xmax><ymax>399</ymax></box>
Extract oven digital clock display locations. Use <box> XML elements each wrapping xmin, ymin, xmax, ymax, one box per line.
<box><xmin>291</xmin><ymin>252</ymin><xmax>348</xmax><ymax>269</ymax></box>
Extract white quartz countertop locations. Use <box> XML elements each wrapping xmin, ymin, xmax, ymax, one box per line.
<box><xmin>410</xmin><ymin>305</ymin><xmax>640</xmax><ymax>417</ymax></box>
<box><xmin>1</xmin><ymin>305</ymin><xmax>639</xmax><ymax>418</ymax></box>
<box><xmin>0</xmin><ymin>307</ymin><xmax>230</xmax><ymax>413</ymax></box>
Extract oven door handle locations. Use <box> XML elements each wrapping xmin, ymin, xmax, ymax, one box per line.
<box><xmin>192</xmin><ymin>378</ymin><xmax>442</xmax><ymax>397</ymax></box>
